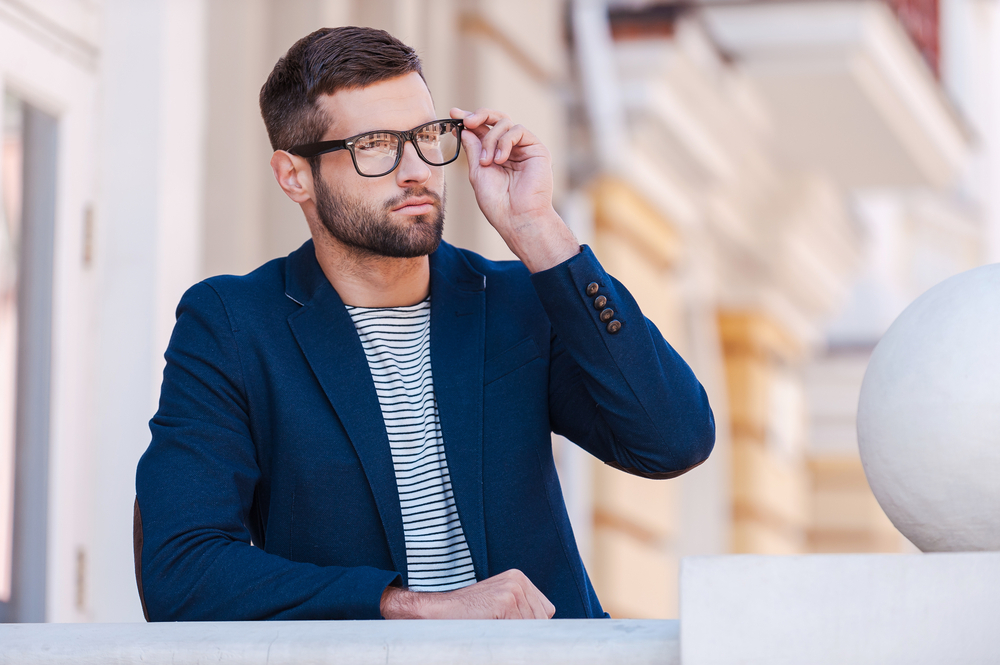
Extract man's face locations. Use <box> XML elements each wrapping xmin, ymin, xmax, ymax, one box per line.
<box><xmin>311</xmin><ymin>72</ymin><xmax>446</xmax><ymax>258</ymax></box>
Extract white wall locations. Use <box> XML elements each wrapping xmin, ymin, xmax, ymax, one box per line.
<box><xmin>88</xmin><ymin>0</ymin><xmax>207</xmax><ymax>623</ymax></box>
<box><xmin>940</xmin><ymin>0</ymin><xmax>1000</xmax><ymax>265</ymax></box>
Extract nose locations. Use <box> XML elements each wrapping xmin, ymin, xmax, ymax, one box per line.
<box><xmin>394</xmin><ymin>140</ymin><xmax>432</xmax><ymax>187</ymax></box>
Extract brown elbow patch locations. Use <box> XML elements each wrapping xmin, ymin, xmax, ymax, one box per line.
<box><xmin>133</xmin><ymin>497</ymin><xmax>150</xmax><ymax>622</ymax></box>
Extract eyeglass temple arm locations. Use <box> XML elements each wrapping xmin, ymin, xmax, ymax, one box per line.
<box><xmin>287</xmin><ymin>140</ymin><xmax>348</xmax><ymax>158</ymax></box>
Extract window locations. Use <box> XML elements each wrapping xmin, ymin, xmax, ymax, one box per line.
<box><xmin>0</xmin><ymin>91</ymin><xmax>23</xmax><ymax>605</ymax></box>
<box><xmin>0</xmin><ymin>90</ymin><xmax>57</xmax><ymax>622</ymax></box>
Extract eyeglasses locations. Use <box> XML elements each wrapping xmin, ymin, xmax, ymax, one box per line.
<box><xmin>288</xmin><ymin>119</ymin><xmax>464</xmax><ymax>178</ymax></box>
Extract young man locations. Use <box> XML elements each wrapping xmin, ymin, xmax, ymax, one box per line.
<box><xmin>134</xmin><ymin>26</ymin><xmax>714</xmax><ymax>621</ymax></box>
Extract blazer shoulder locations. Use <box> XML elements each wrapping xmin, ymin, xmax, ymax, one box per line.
<box><xmin>179</xmin><ymin>255</ymin><xmax>293</xmax><ymax>331</ymax></box>
<box><xmin>201</xmin><ymin>255</ymin><xmax>287</xmax><ymax>300</ymax></box>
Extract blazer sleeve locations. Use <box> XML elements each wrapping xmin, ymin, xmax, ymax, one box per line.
<box><xmin>135</xmin><ymin>281</ymin><xmax>400</xmax><ymax>621</ymax></box>
<box><xmin>530</xmin><ymin>245</ymin><xmax>716</xmax><ymax>478</ymax></box>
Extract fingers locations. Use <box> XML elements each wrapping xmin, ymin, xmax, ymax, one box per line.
<box><xmin>458</xmin><ymin>123</ymin><xmax>483</xmax><ymax>171</ymax></box>
<box><xmin>496</xmin><ymin>569</ymin><xmax>554</xmax><ymax>620</ymax></box>
<box><xmin>542</xmin><ymin>594</ymin><xmax>556</xmax><ymax>618</ymax></box>
<box><xmin>504</xmin><ymin>577</ymin><xmax>532</xmax><ymax>620</ymax></box>
<box><xmin>451</xmin><ymin>107</ymin><xmax>538</xmax><ymax>167</ymax></box>
<box><xmin>416</xmin><ymin>569</ymin><xmax>556</xmax><ymax>619</ymax></box>
<box><xmin>525</xmin><ymin>579</ymin><xmax>556</xmax><ymax>619</ymax></box>
<box><xmin>451</xmin><ymin>106</ymin><xmax>506</xmax><ymax>135</ymax></box>
<box><xmin>491</xmin><ymin>125</ymin><xmax>530</xmax><ymax>166</ymax></box>
<box><xmin>522</xmin><ymin>584</ymin><xmax>551</xmax><ymax>620</ymax></box>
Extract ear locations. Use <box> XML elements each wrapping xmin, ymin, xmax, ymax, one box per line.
<box><xmin>270</xmin><ymin>150</ymin><xmax>314</xmax><ymax>204</ymax></box>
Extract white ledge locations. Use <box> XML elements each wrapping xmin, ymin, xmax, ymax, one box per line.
<box><xmin>681</xmin><ymin>552</ymin><xmax>1000</xmax><ymax>665</ymax></box>
<box><xmin>0</xmin><ymin>619</ymin><xmax>679</xmax><ymax>665</ymax></box>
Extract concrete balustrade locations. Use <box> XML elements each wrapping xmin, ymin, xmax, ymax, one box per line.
<box><xmin>0</xmin><ymin>618</ymin><xmax>679</xmax><ymax>664</ymax></box>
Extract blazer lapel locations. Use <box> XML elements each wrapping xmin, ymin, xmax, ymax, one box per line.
<box><xmin>284</xmin><ymin>242</ymin><xmax>408</xmax><ymax>581</ymax></box>
<box><xmin>429</xmin><ymin>246</ymin><xmax>489</xmax><ymax>582</ymax></box>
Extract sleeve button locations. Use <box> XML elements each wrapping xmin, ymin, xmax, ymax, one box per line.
<box><xmin>600</xmin><ymin>308</ymin><xmax>614</xmax><ymax>322</ymax></box>
<box><xmin>586</xmin><ymin>282</ymin><xmax>600</xmax><ymax>297</ymax></box>
<box><xmin>593</xmin><ymin>295</ymin><xmax>607</xmax><ymax>309</ymax></box>
<box><xmin>606</xmin><ymin>320</ymin><xmax>622</xmax><ymax>334</ymax></box>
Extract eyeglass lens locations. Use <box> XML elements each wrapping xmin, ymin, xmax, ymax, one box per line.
<box><xmin>353</xmin><ymin>121</ymin><xmax>461</xmax><ymax>176</ymax></box>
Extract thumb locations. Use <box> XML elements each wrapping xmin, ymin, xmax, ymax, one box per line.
<box><xmin>461</xmin><ymin>128</ymin><xmax>484</xmax><ymax>178</ymax></box>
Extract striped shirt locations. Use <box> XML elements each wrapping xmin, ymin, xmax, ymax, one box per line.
<box><xmin>346</xmin><ymin>298</ymin><xmax>477</xmax><ymax>592</ymax></box>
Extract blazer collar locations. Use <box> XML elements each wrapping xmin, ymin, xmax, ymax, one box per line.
<box><xmin>284</xmin><ymin>239</ymin><xmax>327</xmax><ymax>306</ymax></box>
<box><xmin>284</xmin><ymin>239</ymin><xmax>490</xmax><ymax>583</ymax></box>
<box><xmin>284</xmin><ymin>239</ymin><xmax>487</xmax><ymax>306</ymax></box>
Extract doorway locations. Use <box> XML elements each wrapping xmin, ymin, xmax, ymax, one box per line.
<box><xmin>0</xmin><ymin>90</ymin><xmax>58</xmax><ymax>623</ymax></box>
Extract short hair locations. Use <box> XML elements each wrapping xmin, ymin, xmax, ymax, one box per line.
<box><xmin>259</xmin><ymin>26</ymin><xmax>424</xmax><ymax>152</ymax></box>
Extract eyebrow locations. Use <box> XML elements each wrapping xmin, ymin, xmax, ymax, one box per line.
<box><xmin>332</xmin><ymin>119</ymin><xmax>444</xmax><ymax>139</ymax></box>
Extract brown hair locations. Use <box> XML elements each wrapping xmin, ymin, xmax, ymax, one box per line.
<box><xmin>259</xmin><ymin>26</ymin><xmax>424</xmax><ymax>153</ymax></box>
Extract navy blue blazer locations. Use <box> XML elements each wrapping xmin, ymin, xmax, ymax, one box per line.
<box><xmin>134</xmin><ymin>240</ymin><xmax>714</xmax><ymax>621</ymax></box>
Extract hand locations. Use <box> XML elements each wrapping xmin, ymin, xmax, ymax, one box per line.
<box><xmin>450</xmin><ymin>107</ymin><xmax>578</xmax><ymax>273</ymax></box>
<box><xmin>380</xmin><ymin>568</ymin><xmax>556</xmax><ymax>619</ymax></box>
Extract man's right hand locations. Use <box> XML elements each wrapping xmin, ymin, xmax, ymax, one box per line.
<box><xmin>380</xmin><ymin>569</ymin><xmax>556</xmax><ymax>619</ymax></box>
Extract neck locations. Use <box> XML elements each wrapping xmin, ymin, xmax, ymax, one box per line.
<box><xmin>311</xmin><ymin>228</ymin><xmax>431</xmax><ymax>308</ymax></box>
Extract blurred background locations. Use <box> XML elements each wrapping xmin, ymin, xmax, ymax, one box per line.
<box><xmin>1</xmin><ymin>0</ymin><xmax>996</xmax><ymax>623</ymax></box>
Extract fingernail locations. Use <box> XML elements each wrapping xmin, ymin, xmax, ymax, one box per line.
<box><xmin>481</xmin><ymin>149</ymin><xmax>488</xmax><ymax>161</ymax></box>
<box><xmin>495</xmin><ymin>149</ymin><xmax>502</xmax><ymax>160</ymax></box>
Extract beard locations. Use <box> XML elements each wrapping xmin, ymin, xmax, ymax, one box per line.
<box><xmin>313</xmin><ymin>173</ymin><xmax>445</xmax><ymax>259</ymax></box>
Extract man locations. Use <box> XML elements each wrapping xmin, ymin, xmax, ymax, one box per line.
<box><xmin>134</xmin><ymin>26</ymin><xmax>714</xmax><ymax>621</ymax></box>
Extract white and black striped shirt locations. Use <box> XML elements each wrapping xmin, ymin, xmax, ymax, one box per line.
<box><xmin>346</xmin><ymin>298</ymin><xmax>477</xmax><ymax>592</ymax></box>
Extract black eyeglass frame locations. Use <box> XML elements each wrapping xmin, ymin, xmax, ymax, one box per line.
<box><xmin>287</xmin><ymin>119</ymin><xmax>464</xmax><ymax>178</ymax></box>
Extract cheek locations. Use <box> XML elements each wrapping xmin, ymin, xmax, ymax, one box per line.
<box><xmin>325</xmin><ymin>170</ymin><xmax>383</xmax><ymax>205</ymax></box>
<box><xmin>325</xmin><ymin>150</ymin><xmax>357</xmax><ymax>176</ymax></box>
<box><xmin>428</xmin><ymin>168</ymin><xmax>446</xmax><ymax>194</ymax></box>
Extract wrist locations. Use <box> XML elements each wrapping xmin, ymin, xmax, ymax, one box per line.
<box><xmin>380</xmin><ymin>586</ymin><xmax>427</xmax><ymax>619</ymax></box>
<box><xmin>503</xmin><ymin>209</ymin><xmax>579</xmax><ymax>273</ymax></box>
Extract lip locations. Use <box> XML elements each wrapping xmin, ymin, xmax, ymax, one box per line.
<box><xmin>391</xmin><ymin>197</ymin><xmax>436</xmax><ymax>215</ymax></box>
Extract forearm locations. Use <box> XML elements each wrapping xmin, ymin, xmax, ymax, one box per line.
<box><xmin>137</xmin><ymin>445</ymin><xmax>400</xmax><ymax>621</ymax></box>
<box><xmin>534</xmin><ymin>247</ymin><xmax>716</xmax><ymax>475</ymax></box>
<box><xmin>139</xmin><ymin>530</ymin><xmax>400</xmax><ymax>621</ymax></box>
<box><xmin>497</xmin><ymin>208</ymin><xmax>580</xmax><ymax>274</ymax></box>
<box><xmin>380</xmin><ymin>586</ymin><xmax>427</xmax><ymax>619</ymax></box>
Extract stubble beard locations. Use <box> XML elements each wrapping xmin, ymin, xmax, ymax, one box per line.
<box><xmin>314</xmin><ymin>172</ymin><xmax>445</xmax><ymax>259</ymax></box>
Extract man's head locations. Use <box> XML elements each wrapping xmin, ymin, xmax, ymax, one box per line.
<box><xmin>261</xmin><ymin>27</ymin><xmax>447</xmax><ymax>259</ymax></box>
<box><xmin>260</xmin><ymin>26</ymin><xmax>425</xmax><ymax>155</ymax></box>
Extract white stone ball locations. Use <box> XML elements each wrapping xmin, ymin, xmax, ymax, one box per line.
<box><xmin>857</xmin><ymin>263</ymin><xmax>1000</xmax><ymax>552</ymax></box>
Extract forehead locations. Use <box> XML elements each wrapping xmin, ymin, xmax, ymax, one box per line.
<box><xmin>317</xmin><ymin>72</ymin><xmax>437</xmax><ymax>138</ymax></box>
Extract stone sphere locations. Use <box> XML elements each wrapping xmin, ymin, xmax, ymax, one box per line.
<box><xmin>857</xmin><ymin>263</ymin><xmax>1000</xmax><ymax>552</ymax></box>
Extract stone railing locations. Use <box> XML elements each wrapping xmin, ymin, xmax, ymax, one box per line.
<box><xmin>0</xmin><ymin>618</ymin><xmax>679</xmax><ymax>665</ymax></box>
<box><xmin>4</xmin><ymin>552</ymin><xmax>1000</xmax><ymax>663</ymax></box>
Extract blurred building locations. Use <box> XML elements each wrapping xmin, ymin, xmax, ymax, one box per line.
<box><xmin>0</xmin><ymin>0</ymin><xmax>995</xmax><ymax>623</ymax></box>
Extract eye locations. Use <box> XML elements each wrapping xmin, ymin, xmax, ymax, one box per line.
<box><xmin>355</xmin><ymin>132</ymin><xmax>398</xmax><ymax>155</ymax></box>
<box><xmin>415</xmin><ymin>126</ymin><xmax>442</xmax><ymax>145</ymax></box>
